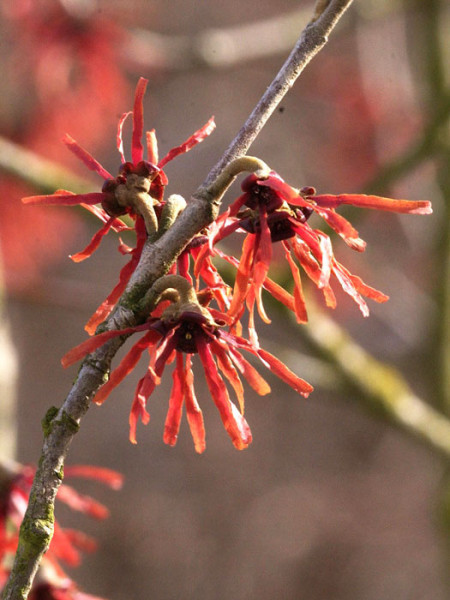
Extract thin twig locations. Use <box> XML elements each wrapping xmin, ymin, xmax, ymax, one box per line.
<box><xmin>2</xmin><ymin>2</ymin><xmax>355</xmax><ymax>599</ymax></box>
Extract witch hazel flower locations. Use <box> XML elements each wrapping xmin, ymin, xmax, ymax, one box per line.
<box><xmin>22</xmin><ymin>78</ymin><xmax>215</xmax><ymax>333</ymax></box>
<box><xmin>26</xmin><ymin>565</ymin><xmax>107</xmax><ymax>600</ymax></box>
<box><xmin>198</xmin><ymin>170</ymin><xmax>432</xmax><ymax>337</ymax></box>
<box><xmin>61</xmin><ymin>275</ymin><xmax>312</xmax><ymax>452</ymax></box>
<box><xmin>0</xmin><ymin>460</ymin><xmax>122</xmax><ymax>598</ymax></box>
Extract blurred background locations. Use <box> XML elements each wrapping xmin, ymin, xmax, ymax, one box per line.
<box><xmin>0</xmin><ymin>0</ymin><xmax>449</xmax><ymax>599</ymax></box>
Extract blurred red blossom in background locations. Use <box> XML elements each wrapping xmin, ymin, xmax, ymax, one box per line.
<box><xmin>0</xmin><ymin>461</ymin><xmax>122</xmax><ymax>599</ymax></box>
<box><xmin>0</xmin><ymin>178</ymin><xmax>83</xmax><ymax>293</ymax></box>
<box><xmin>300</xmin><ymin>51</ymin><xmax>422</xmax><ymax>190</ymax></box>
<box><xmin>0</xmin><ymin>0</ymin><xmax>136</xmax><ymax>295</ymax></box>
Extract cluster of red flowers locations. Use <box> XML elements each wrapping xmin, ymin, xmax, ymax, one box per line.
<box><xmin>0</xmin><ymin>461</ymin><xmax>122</xmax><ymax>600</ymax></box>
<box><xmin>23</xmin><ymin>78</ymin><xmax>432</xmax><ymax>453</ymax></box>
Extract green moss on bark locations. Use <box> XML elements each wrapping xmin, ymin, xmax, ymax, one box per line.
<box><xmin>41</xmin><ymin>407</ymin><xmax>59</xmax><ymax>437</ymax></box>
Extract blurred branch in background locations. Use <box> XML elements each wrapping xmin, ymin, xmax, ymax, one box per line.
<box><xmin>299</xmin><ymin>303</ymin><xmax>450</xmax><ymax>460</ymax></box>
<box><xmin>419</xmin><ymin>0</ymin><xmax>450</xmax><ymax>415</ymax></box>
<box><xmin>125</xmin><ymin>1</ymin><xmax>412</xmax><ymax>72</ymax></box>
<box><xmin>417</xmin><ymin>0</ymin><xmax>450</xmax><ymax>576</ymax></box>
<box><xmin>0</xmin><ymin>137</ymin><xmax>92</xmax><ymax>196</ymax></box>
<box><xmin>354</xmin><ymin>0</ymin><xmax>450</xmax><ymax>574</ymax></box>
<box><xmin>126</xmin><ymin>5</ymin><xmax>313</xmax><ymax>70</ymax></box>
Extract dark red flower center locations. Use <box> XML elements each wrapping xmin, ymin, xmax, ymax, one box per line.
<box><xmin>164</xmin><ymin>311</ymin><xmax>217</xmax><ymax>354</ymax></box>
<box><xmin>244</xmin><ymin>182</ymin><xmax>284</xmax><ymax>212</ymax></box>
<box><xmin>239</xmin><ymin>207</ymin><xmax>313</xmax><ymax>242</ymax></box>
<box><xmin>175</xmin><ymin>320</ymin><xmax>206</xmax><ymax>353</ymax></box>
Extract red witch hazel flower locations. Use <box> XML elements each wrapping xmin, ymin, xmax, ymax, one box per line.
<box><xmin>22</xmin><ymin>78</ymin><xmax>215</xmax><ymax>333</ymax></box>
<box><xmin>0</xmin><ymin>460</ymin><xmax>122</xmax><ymax>599</ymax></box>
<box><xmin>196</xmin><ymin>170</ymin><xmax>432</xmax><ymax>341</ymax></box>
<box><xmin>62</xmin><ymin>275</ymin><xmax>313</xmax><ymax>453</ymax></box>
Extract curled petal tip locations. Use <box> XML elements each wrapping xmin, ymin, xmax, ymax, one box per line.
<box><xmin>69</xmin><ymin>253</ymin><xmax>87</xmax><ymax>263</ymax></box>
<box><xmin>300</xmin><ymin>386</ymin><xmax>313</xmax><ymax>399</ymax></box>
<box><xmin>411</xmin><ymin>202</ymin><xmax>432</xmax><ymax>215</ymax></box>
<box><xmin>349</xmin><ymin>238</ymin><xmax>367</xmax><ymax>252</ymax></box>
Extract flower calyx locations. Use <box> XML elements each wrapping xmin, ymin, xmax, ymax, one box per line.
<box><xmin>101</xmin><ymin>160</ymin><xmax>161</xmax><ymax>234</ymax></box>
<box><xmin>233</xmin><ymin>173</ymin><xmax>314</xmax><ymax>243</ymax></box>
<box><xmin>150</xmin><ymin>275</ymin><xmax>220</xmax><ymax>353</ymax></box>
<box><xmin>153</xmin><ymin>275</ymin><xmax>217</xmax><ymax>326</ymax></box>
